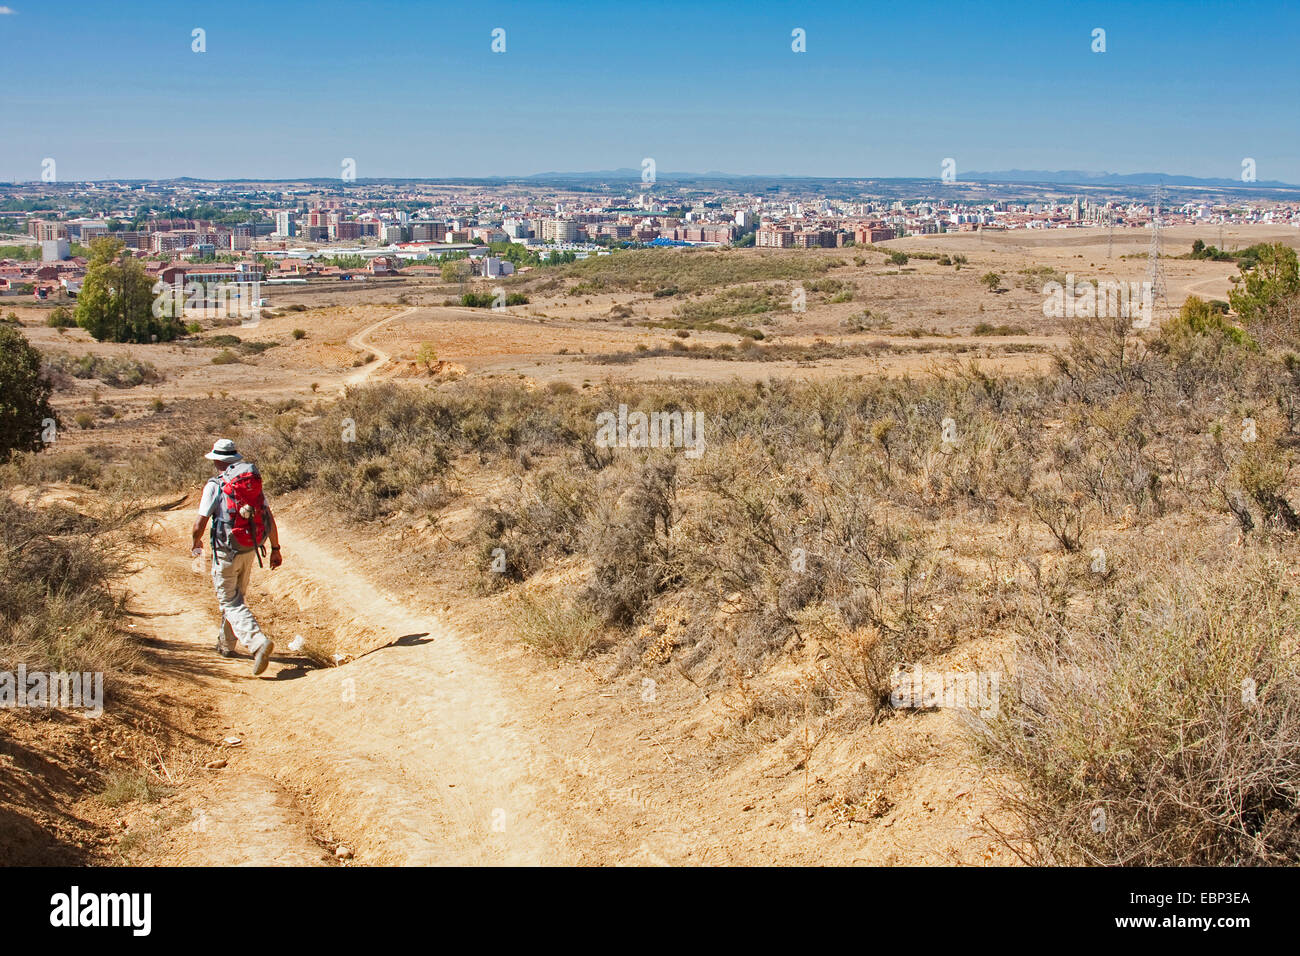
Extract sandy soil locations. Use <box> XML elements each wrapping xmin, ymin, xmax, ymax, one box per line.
<box><xmin>106</xmin><ymin>499</ymin><xmax>1005</xmax><ymax>866</ymax></box>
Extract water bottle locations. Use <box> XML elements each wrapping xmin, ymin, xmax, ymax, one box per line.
<box><xmin>191</xmin><ymin>547</ymin><xmax>204</xmax><ymax>574</ymax></box>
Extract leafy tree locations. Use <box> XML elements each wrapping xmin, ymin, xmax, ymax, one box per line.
<box><xmin>981</xmin><ymin>271</ymin><xmax>1002</xmax><ymax>293</ymax></box>
<box><xmin>1228</xmin><ymin>243</ymin><xmax>1299</xmax><ymax>325</ymax></box>
<box><xmin>487</xmin><ymin>241</ymin><xmax>542</xmax><ymax>267</ymax></box>
<box><xmin>0</xmin><ymin>244</ymin><xmax>41</xmax><ymax>261</ymax></box>
<box><xmin>0</xmin><ymin>325</ymin><xmax>57</xmax><ymax>461</ymax></box>
<box><xmin>75</xmin><ymin>238</ymin><xmax>181</xmax><ymax>343</ymax></box>
<box><xmin>888</xmin><ymin>251</ymin><xmax>908</xmax><ymax>271</ymax></box>
<box><xmin>441</xmin><ymin>259</ymin><xmax>471</xmax><ymax>283</ymax></box>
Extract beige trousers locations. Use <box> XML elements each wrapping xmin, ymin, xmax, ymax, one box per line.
<box><xmin>212</xmin><ymin>549</ymin><xmax>269</xmax><ymax>653</ymax></box>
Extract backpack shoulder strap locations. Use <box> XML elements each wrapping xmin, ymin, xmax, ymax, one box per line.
<box><xmin>204</xmin><ymin>474</ymin><xmax>223</xmax><ymax>508</ymax></box>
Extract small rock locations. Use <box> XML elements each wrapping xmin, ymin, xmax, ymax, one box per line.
<box><xmin>335</xmin><ymin>845</ymin><xmax>353</xmax><ymax>860</ymax></box>
<box><xmin>204</xmin><ymin>759</ymin><xmax>227</xmax><ymax>770</ymax></box>
<box><xmin>222</xmin><ymin>736</ymin><xmax>242</xmax><ymax>747</ymax></box>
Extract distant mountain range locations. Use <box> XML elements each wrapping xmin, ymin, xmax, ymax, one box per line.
<box><xmin>9</xmin><ymin>169</ymin><xmax>1299</xmax><ymax>196</ymax></box>
<box><xmin>523</xmin><ymin>167</ymin><xmax>1300</xmax><ymax>191</ymax></box>
<box><xmin>959</xmin><ymin>169</ymin><xmax>1297</xmax><ymax>189</ymax></box>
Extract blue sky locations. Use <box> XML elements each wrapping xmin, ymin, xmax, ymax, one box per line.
<box><xmin>1</xmin><ymin>0</ymin><xmax>1297</xmax><ymax>182</ymax></box>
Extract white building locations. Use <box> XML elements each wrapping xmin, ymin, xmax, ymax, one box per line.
<box><xmin>481</xmin><ymin>257</ymin><xmax>516</xmax><ymax>278</ymax></box>
<box><xmin>41</xmin><ymin>238</ymin><xmax>71</xmax><ymax>262</ymax></box>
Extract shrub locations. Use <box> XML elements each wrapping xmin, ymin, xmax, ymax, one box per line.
<box><xmin>1</xmin><ymin>448</ymin><xmax>104</xmax><ymax>487</ymax></box>
<box><xmin>0</xmin><ymin>325</ymin><xmax>57</xmax><ymax>461</ymax></box>
<box><xmin>508</xmin><ymin>591</ymin><xmax>606</xmax><ymax>659</ymax></box>
<box><xmin>973</xmin><ymin>549</ymin><xmax>1300</xmax><ymax>865</ymax></box>
<box><xmin>46</xmin><ymin>307</ymin><xmax>76</xmax><ymax>328</ymax></box>
<box><xmin>973</xmin><ymin>322</ymin><xmax>1028</xmax><ymax>336</ymax></box>
<box><xmin>44</xmin><ymin>352</ymin><xmax>162</xmax><ymax>388</ymax></box>
<box><xmin>578</xmin><ymin>457</ymin><xmax>678</xmax><ymax>625</ymax></box>
<box><xmin>0</xmin><ymin>496</ymin><xmax>144</xmax><ymax>679</ymax></box>
<box><xmin>472</xmin><ymin>467</ymin><xmax>588</xmax><ymax>585</ymax></box>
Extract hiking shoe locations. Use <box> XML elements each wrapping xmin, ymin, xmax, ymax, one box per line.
<box><xmin>252</xmin><ymin>639</ymin><xmax>274</xmax><ymax>676</ymax></box>
<box><xmin>215</xmin><ymin>641</ymin><xmax>235</xmax><ymax>659</ymax></box>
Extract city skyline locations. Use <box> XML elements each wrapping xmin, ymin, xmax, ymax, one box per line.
<box><xmin>2</xmin><ymin>0</ymin><xmax>1297</xmax><ymax>182</ymax></box>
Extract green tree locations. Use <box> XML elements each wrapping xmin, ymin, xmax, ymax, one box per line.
<box><xmin>0</xmin><ymin>325</ymin><xmax>57</xmax><ymax>461</ymax></box>
<box><xmin>441</xmin><ymin>259</ymin><xmax>471</xmax><ymax>283</ymax></box>
<box><xmin>75</xmin><ymin>238</ymin><xmax>180</xmax><ymax>343</ymax></box>
<box><xmin>981</xmin><ymin>271</ymin><xmax>1002</xmax><ymax>292</ymax></box>
<box><xmin>1228</xmin><ymin>243</ymin><xmax>1299</xmax><ymax>326</ymax></box>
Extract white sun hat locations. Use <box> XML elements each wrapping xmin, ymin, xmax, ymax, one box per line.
<box><xmin>204</xmin><ymin>438</ymin><xmax>243</xmax><ymax>462</ymax></box>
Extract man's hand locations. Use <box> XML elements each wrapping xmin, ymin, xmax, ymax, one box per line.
<box><xmin>269</xmin><ymin>547</ymin><xmax>283</xmax><ymax>569</ymax></box>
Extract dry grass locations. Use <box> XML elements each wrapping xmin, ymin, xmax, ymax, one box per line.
<box><xmin>0</xmin><ymin>492</ymin><xmax>151</xmax><ymax>679</ymax></box>
<box><xmin>972</xmin><ymin>544</ymin><xmax>1300</xmax><ymax>865</ymax></box>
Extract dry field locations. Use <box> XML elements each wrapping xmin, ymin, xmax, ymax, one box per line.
<box><xmin>3</xmin><ymin>225</ymin><xmax>1299</xmax><ymax>866</ymax></box>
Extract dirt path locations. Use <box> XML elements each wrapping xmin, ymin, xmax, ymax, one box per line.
<box><xmin>344</xmin><ymin>306</ymin><xmax>418</xmax><ymax>385</ymax></box>
<box><xmin>123</xmin><ymin>498</ymin><xmax>996</xmax><ymax>866</ymax></box>
<box><xmin>1179</xmin><ymin>272</ymin><xmax>1237</xmax><ymax>302</ymax></box>
<box><xmin>130</xmin><ymin>505</ymin><xmax>580</xmax><ymax>864</ymax></box>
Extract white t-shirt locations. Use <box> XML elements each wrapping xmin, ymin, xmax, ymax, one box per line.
<box><xmin>198</xmin><ymin>476</ymin><xmax>222</xmax><ymax>517</ymax></box>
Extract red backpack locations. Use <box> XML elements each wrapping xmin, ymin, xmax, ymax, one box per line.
<box><xmin>211</xmin><ymin>462</ymin><xmax>270</xmax><ymax>558</ymax></box>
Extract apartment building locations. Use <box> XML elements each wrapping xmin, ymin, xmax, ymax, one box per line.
<box><xmin>30</xmin><ymin>220</ymin><xmax>69</xmax><ymax>242</ymax></box>
<box><xmin>541</xmin><ymin>219</ymin><xmax>578</xmax><ymax>242</ymax></box>
<box><xmin>793</xmin><ymin>228</ymin><xmax>837</xmax><ymax>248</ymax></box>
<box><xmin>756</xmin><ymin>225</ymin><xmax>794</xmax><ymax>248</ymax></box>
<box><xmin>854</xmin><ymin>223</ymin><xmax>900</xmax><ymax>244</ymax></box>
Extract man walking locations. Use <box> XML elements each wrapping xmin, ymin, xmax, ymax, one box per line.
<box><xmin>191</xmin><ymin>438</ymin><xmax>281</xmax><ymax>675</ymax></box>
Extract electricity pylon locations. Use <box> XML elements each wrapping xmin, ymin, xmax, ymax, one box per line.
<box><xmin>1146</xmin><ymin>188</ymin><xmax>1168</xmax><ymax>314</ymax></box>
